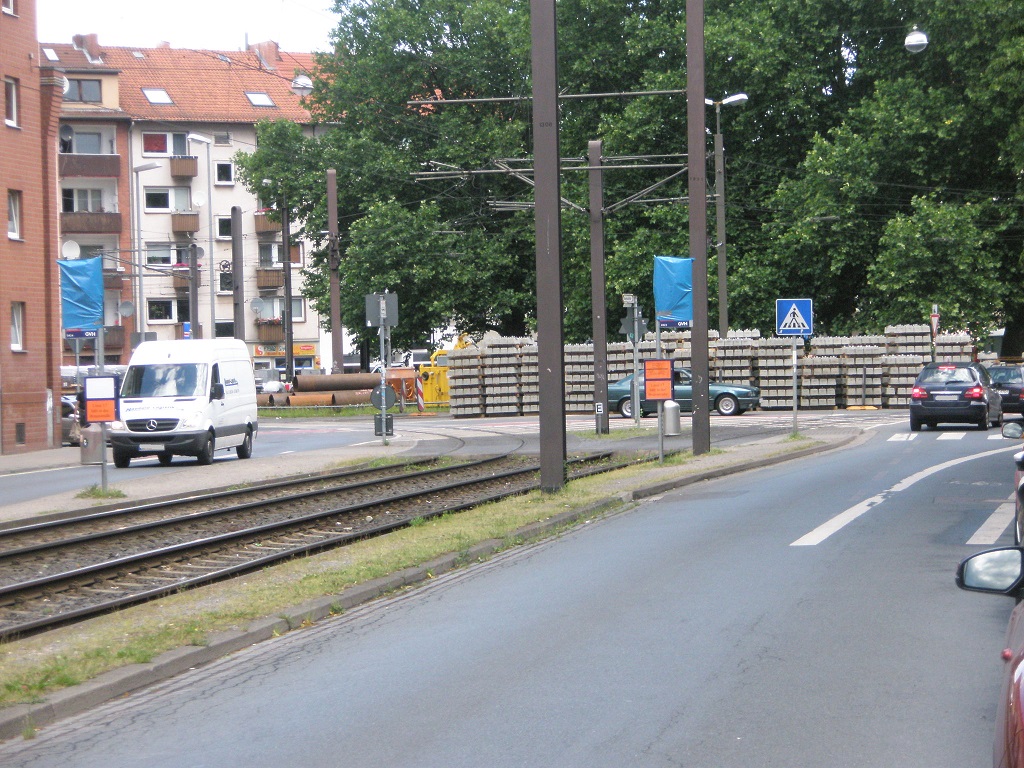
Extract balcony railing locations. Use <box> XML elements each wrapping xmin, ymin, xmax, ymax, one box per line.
<box><xmin>256</xmin><ymin>268</ymin><xmax>285</xmax><ymax>289</ymax></box>
<box><xmin>256</xmin><ymin>323</ymin><xmax>285</xmax><ymax>343</ymax></box>
<box><xmin>61</xmin><ymin>211</ymin><xmax>122</xmax><ymax>234</ymax></box>
<box><xmin>58</xmin><ymin>153</ymin><xmax>121</xmax><ymax>178</ymax></box>
<box><xmin>169</xmin><ymin>155</ymin><xmax>198</xmax><ymax>178</ymax></box>
<box><xmin>171</xmin><ymin>212</ymin><xmax>200</xmax><ymax>233</ymax></box>
<box><xmin>103</xmin><ymin>272</ymin><xmax>123</xmax><ymax>290</ymax></box>
<box><xmin>254</xmin><ymin>212</ymin><xmax>280</xmax><ymax>233</ymax></box>
<box><xmin>171</xmin><ymin>270</ymin><xmax>200</xmax><ymax>290</ymax></box>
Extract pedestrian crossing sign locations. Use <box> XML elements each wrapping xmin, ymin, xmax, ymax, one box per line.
<box><xmin>776</xmin><ymin>298</ymin><xmax>813</xmax><ymax>336</ymax></box>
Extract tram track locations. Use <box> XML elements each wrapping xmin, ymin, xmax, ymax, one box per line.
<box><xmin>0</xmin><ymin>451</ymin><xmax>624</xmax><ymax>640</ymax></box>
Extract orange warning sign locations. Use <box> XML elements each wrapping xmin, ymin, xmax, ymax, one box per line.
<box><xmin>644</xmin><ymin>359</ymin><xmax>673</xmax><ymax>401</ymax></box>
<box><xmin>86</xmin><ymin>400</ymin><xmax>116</xmax><ymax>422</ymax></box>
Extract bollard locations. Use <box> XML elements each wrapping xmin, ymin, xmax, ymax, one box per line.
<box><xmin>662</xmin><ymin>400</ymin><xmax>682</xmax><ymax>436</ymax></box>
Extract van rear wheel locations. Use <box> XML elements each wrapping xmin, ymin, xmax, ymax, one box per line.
<box><xmin>236</xmin><ymin>429</ymin><xmax>252</xmax><ymax>459</ymax></box>
<box><xmin>197</xmin><ymin>433</ymin><xmax>214</xmax><ymax>465</ymax></box>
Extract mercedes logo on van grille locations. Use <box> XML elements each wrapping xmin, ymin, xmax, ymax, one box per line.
<box><xmin>146</xmin><ymin>419</ymin><xmax>159</xmax><ymax>431</ymax></box>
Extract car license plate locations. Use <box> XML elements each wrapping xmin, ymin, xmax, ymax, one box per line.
<box><xmin>934</xmin><ymin>394</ymin><xmax>959</xmax><ymax>401</ymax></box>
<box><xmin>998</xmin><ymin>389</ymin><xmax>1010</xmax><ymax>395</ymax></box>
<box><xmin>148</xmin><ymin>444</ymin><xmax>165</xmax><ymax>452</ymax></box>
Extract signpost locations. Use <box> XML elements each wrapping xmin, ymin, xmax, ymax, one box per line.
<box><xmin>82</xmin><ymin>375</ymin><xmax>119</xmax><ymax>492</ymax></box>
<box><xmin>776</xmin><ymin>298</ymin><xmax>814</xmax><ymax>434</ymax></box>
<box><xmin>366</xmin><ymin>292</ymin><xmax>399</xmax><ymax>444</ymax></box>
<box><xmin>644</xmin><ymin>359</ymin><xmax>673</xmax><ymax>462</ymax></box>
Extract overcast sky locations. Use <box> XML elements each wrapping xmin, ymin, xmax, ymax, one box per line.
<box><xmin>36</xmin><ymin>0</ymin><xmax>338</xmax><ymax>52</ymax></box>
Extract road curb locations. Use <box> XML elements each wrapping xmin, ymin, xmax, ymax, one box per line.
<box><xmin>0</xmin><ymin>431</ymin><xmax>856</xmax><ymax>742</ymax></box>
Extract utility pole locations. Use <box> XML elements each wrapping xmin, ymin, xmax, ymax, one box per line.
<box><xmin>327</xmin><ymin>170</ymin><xmax>343</xmax><ymax>372</ymax></box>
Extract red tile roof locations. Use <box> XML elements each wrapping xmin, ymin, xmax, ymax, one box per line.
<box><xmin>40</xmin><ymin>37</ymin><xmax>314</xmax><ymax>124</ymax></box>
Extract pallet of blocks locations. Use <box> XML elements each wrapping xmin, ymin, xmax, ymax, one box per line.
<box><xmin>607</xmin><ymin>342</ymin><xmax>634</xmax><ymax>383</ymax></box>
<box><xmin>448</xmin><ymin>346</ymin><xmax>483</xmax><ymax>418</ymax></box>
<box><xmin>799</xmin><ymin>356</ymin><xmax>840</xmax><ymax>408</ymax></box>
<box><xmin>809</xmin><ymin>336</ymin><xmax>850</xmax><ymax>358</ymax></box>
<box><xmin>520</xmin><ymin>344</ymin><xmax>539</xmax><ymax>414</ymax></box>
<box><xmin>885</xmin><ymin>324</ymin><xmax>931</xmax><ymax>357</ymax></box>
<box><xmin>715</xmin><ymin>331</ymin><xmax>760</xmax><ymax>386</ymax></box>
<box><xmin>564</xmin><ymin>343</ymin><xmax>595</xmax><ymax>414</ymax></box>
<box><xmin>840</xmin><ymin>344</ymin><xmax>885</xmax><ymax>408</ymax></box>
<box><xmin>669</xmin><ymin>330</ymin><xmax>718</xmax><ymax>372</ymax></box>
<box><xmin>758</xmin><ymin>338</ymin><xmax>804</xmax><ymax>409</ymax></box>
<box><xmin>481</xmin><ymin>338</ymin><xmax>526</xmax><ymax>416</ymax></box>
<box><xmin>881</xmin><ymin>354</ymin><xmax>924</xmax><ymax>408</ymax></box>
<box><xmin>934</xmin><ymin>333</ymin><xmax>974</xmax><ymax>362</ymax></box>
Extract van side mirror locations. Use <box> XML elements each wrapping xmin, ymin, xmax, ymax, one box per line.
<box><xmin>210</xmin><ymin>383</ymin><xmax>225</xmax><ymax>400</ymax></box>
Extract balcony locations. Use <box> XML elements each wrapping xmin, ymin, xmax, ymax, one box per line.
<box><xmin>256</xmin><ymin>323</ymin><xmax>285</xmax><ymax>343</ymax></box>
<box><xmin>169</xmin><ymin>155</ymin><xmax>198</xmax><ymax>178</ymax></box>
<box><xmin>256</xmin><ymin>268</ymin><xmax>285</xmax><ymax>289</ymax></box>
<box><xmin>171</xmin><ymin>212</ymin><xmax>200</xmax><ymax>233</ymax></box>
<box><xmin>171</xmin><ymin>270</ymin><xmax>200</xmax><ymax>290</ymax></box>
<box><xmin>58</xmin><ymin>153</ymin><xmax>121</xmax><ymax>178</ymax></box>
<box><xmin>254</xmin><ymin>212</ymin><xmax>280</xmax><ymax>233</ymax></box>
<box><xmin>103</xmin><ymin>272</ymin><xmax>123</xmax><ymax>290</ymax></box>
<box><xmin>61</xmin><ymin>211</ymin><xmax>122</xmax><ymax>234</ymax></box>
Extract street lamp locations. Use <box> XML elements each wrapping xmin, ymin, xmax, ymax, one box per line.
<box><xmin>904</xmin><ymin>26</ymin><xmax>929</xmax><ymax>53</ymax></box>
<box><xmin>132</xmin><ymin>161</ymin><xmax>162</xmax><ymax>337</ymax></box>
<box><xmin>187</xmin><ymin>132</ymin><xmax>215</xmax><ymax>338</ymax></box>
<box><xmin>705</xmin><ymin>92</ymin><xmax>748</xmax><ymax>338</ymax></box>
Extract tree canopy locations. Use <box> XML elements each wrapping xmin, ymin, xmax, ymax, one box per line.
<box><xmin>234</xmin><ymin>0</ymin><xmax>1024</xmax><ymax>353</ymax></box>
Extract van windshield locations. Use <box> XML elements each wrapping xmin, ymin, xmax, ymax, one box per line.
<box><xmin>121</xmin><ymin>363</ymin><xmax>208</xmax><ymax>398</ymax></box>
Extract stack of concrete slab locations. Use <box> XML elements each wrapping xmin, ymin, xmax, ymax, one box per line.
<box><xmin>758</xmin><ymin>338</ymin><xmax>804</xmax><ymax>409</ymax></box>
<box><xmin>482</xmin><ymin>338</ymin><xmax>528</xmax><ymax>416</ymax></box>
<box><xmin>934</xmin><ymin>333</ymin><xmax>974</xmax><ymax>362</ymax></box>
<box><xmin>714</xmin><ymin>330</ymin><xmax>760</xmax><ymax>386</ymax></box>
<box><xmin>448</xmin><ymin>346</ymin><xmax>484</xmax><ymax>418</ymax></box>
<box><xmin>881</xmin><ymin>354</ymin><xmax>925</xmax><ymax>408</ymax></box>
<box><xmin>564</xmin><ymin>344</ymin><xmax>595</xmax><ymax>414</ymax></box>
<box><xmin>840</xmin><ymin>342</ymin><xmax>886</xmax><ymax>408</ymax></box>
<box><xmin>885</xmin><ymin>325</ymin><xmax>932</xmax><ymax>357</ymax></box>
<box><xmin>800</xmin><ymin>356</ymin><xmax>841</xmax><ymax>408</ymax></box>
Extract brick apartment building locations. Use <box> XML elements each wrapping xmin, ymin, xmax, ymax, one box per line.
<box><xmin>0</xmin><ymin>0</ymin><xmax>64</xmax><ymax>452</ymax></box>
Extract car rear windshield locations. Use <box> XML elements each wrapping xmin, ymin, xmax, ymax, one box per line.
<box><xmin>990</xmin><ymin>368</ymin><xmax>1023</xmax><ymax>384</ymax></box>
<box><xmin>918</xmin><ymin>366</ymin><xmax>977</xmax><ymax>385</ymax></box>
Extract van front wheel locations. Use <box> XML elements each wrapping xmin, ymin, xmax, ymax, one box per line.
<box><xmin>236</xmin><ymin>429</ymin><xmax>253</xmax><ymax>460</ymax></box>
<box><xmin>113</xmin><ymin>449</ymin><xmax>131</xmax><ymax>469</ymax></box>
<box><xmin>197</xmin><ymin>433</ymin><xmax>214</xmax><ymax>465</ymax></box>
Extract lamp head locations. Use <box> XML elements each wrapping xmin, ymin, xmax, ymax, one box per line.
<box><xmin>904</xmin><ymin>26</ymin><xmax>928</xmax><ymax>53</ymax></box>
<box><xmin>721</xmin><ymin>93</ymin><xmax>749</xmax><ymax>107</ymax></box>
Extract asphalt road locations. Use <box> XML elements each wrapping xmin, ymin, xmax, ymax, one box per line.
<box><xmin>0</xmin><ymin>418</ymin><xmax>1014</xmax><ymax>766</ymax></box>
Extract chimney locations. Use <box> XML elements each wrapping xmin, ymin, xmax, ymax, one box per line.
<box><xmin>71</xmin><ymin>34</ymin><xmax>101</xmax><ymax>60</ymax></box>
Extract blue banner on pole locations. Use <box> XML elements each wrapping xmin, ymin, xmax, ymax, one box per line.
<box><xmin>58</xmin><ymin>257</ymin><xmax>104</xmax><ymax>333</ymax></box>
<box><xmin>653</xmin><ymin>256</ymin><xmax>693</xmax><ymax>329</ymax></box>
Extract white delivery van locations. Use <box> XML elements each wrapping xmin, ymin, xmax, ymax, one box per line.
<box><xmin>109</xmin><ymin>339</ymin><xmax>258</xmax><ymax>468</ymax></box>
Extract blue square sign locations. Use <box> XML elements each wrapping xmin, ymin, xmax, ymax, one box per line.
<box><xmin>776</xmin><ymin>299</ymin><xmax>813</xmax><ymax>336</ymax></box>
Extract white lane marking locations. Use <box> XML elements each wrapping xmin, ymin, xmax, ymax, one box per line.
<box><xmin>888</xmin><ymin>433</ymin><xmax>916</xmax><ymax>441</ymax></box>
<box><xmin>990</xmin><ymin>434</ymin><xmax>1007</xmax><ymax>440</ymax></box>
<box><xmin>937</xmin><ymin>433</ymin><xmax>965</xmax><ymax>440</ymax></box>
<box><xmin>791</xmin><ymin>445</ymin><xmax>1018</xmax><ymax>546</ymax></box>
<box><xmin>967</xmin><ymin>497</ymin><xmax>1016</xmax><ymax>546</ymax></box>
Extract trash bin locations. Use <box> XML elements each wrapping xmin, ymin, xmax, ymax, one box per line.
<box><xmin>80</xmin><ymin>423</ymin><xmax>105</xmax><ymax>465</ymax></box>
<box><xmin>662</xmin><ymin>400</ymin><xmax>682</xmax><ymax>436</ymax></box>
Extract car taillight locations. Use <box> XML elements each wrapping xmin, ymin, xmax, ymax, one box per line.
<box><xmin>965</xmin><ymin>386</ymin><xmax>985</xmax><ymax>400</ymax></box>
<box><xmin>912</xmin><ymin>386</ymin><xmax>926</xmax><ymax>399</ymax></box>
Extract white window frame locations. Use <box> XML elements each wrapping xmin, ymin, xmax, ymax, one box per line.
<box><xmin>145</xmin><ymin>242</ymin><xmax>190</xmax><ymax>267</ymax></box>
<box><xmin>215</xmin><ymin>216</ymin><xmax>233</xmax><ymax>240</ymax></box>
<box><xmin>1</xmin><ymin>0</ymin><xmax>15</xmax><ymax>16</ymax></box>
<box><xmin>218</xmin><ymin>271</ymin><xmax>234</xmax><ymax>293</ymax></box>
<box><xmin>7</xmin><ymin>190</ymin><xmax>21</xmax><ymax>239</ymax></box>
<box><xmin>265</xmin><ymin>296</ymin><xmax>305</xmax><ymax>323</ymax></box>
<box><xmin>214</xmin><ymin>162</ymin><xmax>234</xmax><ymax>185</ymax></box>
<box><xmin>141</xmin><ymin>131</ymin><xmax>187</xmax><ymax>156</ymax></box>
<box><xmin>144</xmin><ymin>187</ymin><xmax>190</xmax><ymax>213</ymax></box>
<box><xmin>65</xmin><ymin>78</ymin><xmax>101</xmax><ymax>103</ymax></box>
<box><xmin>213</xmin><ymin>132</ymin><xmax>232</xmax><ymax>146</ymax></box>
<box><xmin>10</xmin><ymin>302</ymin><xmax>24</xmax><ymax>351</ymax></box>
<box><xmin>61</xmin><ymin>188</ymin><xmax>104</xmax><ymax>213</ymax></box>
<box><xmin>147</xmin><ymin>298</ymin><xmax>177</xmax><ymax>324</ymax></box>
<box><xmin>4</xmin><ymin>77</ymin><xmax>18</xmax><ymax>127</ymax></box>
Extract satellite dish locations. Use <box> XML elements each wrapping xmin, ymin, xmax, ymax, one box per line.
<box><xmin>192</xmin><ymin>191</ymin><xmax>207</xmax><ymax>208</ymax></box>
<box><xmin>193</xmin><ymin>246</ymin><xmax>204</xmax><ymax>258</ymax></box>
<box><xmin>60</xmin><ymin>77</ymin><xmax>70</xmax><ymax>95</ymax></box>
<box><xmin>59</xmin><ymin>124</ymin><xmax>74</xmax><ymax>141</ymax></box>
<box><xmin>119</xmin><ymin>301</ymin><xmax>135</xmax><ymax>318</ymax></box>
<box><xmin>60</xmin><ymin>240</ymin><xmax>81</xmax><ymax>259</ymax></box>
<box><xmin>250</xmin><ymin>298</ymin><xmax>266</xmax><ymax>316</ymax></box>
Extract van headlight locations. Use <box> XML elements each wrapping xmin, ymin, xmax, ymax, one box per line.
<box><xmin>179</xmin><ymin>412</ymin><xmax>206</xmax><ymax>430</ymax></box>
<box><xmin>108</xmin><ymin>420</ymin><xmax>126</xmax><ymax>432</ymax></box>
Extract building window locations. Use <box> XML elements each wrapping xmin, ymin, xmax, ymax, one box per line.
<box><xmin>213</xmin><ymin>132</ymin><xmax>231</xmax><ymax>146</ymax></box>
<box><xmin>216</xmin><ymin>216</ymin><xmax>233</xmax><ymax>239</ymax></box>
<box><xmin>61</xmin><ymin>188</ymin><xmax>104</xmax><ymax>213</ymax></box>
<box><xmin>65</xmin><ymin>79</ymin><xmax>101</xmax><ymax>103</ymax></box>
<box><xmin>258</xmin><ymin>242</ymin><xmax>282</xmax><ymax>267</ymax></box>
<box><xmin>215</xmin><ymin>162</ymin><xmax>234</xmax><ymax>185</ymax></box>
<box><xmin>1</xmin><ymin>0</ymin><xmax>15</xmax><ymax>16</ymax></box>
<box><xmin>145</xmin><ymin>242</ymin><xmax>190</xmax><ymax>266</ymax></box>
<box><xmin>141</xmin><ymin>88</ymin><xmax>173</xmax><ymax>105</ymax></box>
<box><xmin>142</xmin><ymin>132</ymin><xmax>187</xmax><ymax>156</ymax></box>
<box><xmin>144</xmin><ymin>187</ymin><xmax>190</xmax><ymax>212</ymax></box>
<box><xmin>219</xmin><ymin>272</ymin><xmax>233</xmax><ymax>292</ymax></box>
<box><xmin>147</xmin><ymin>298</ymin><xmax>190</xmax><ymax>323</ymax></box>
<box><xmin>266</xmin><ymin>296</ymin><xmax>304</xmax><ymax>323</ymax></box>
<box><xmin>10</xmin><ymin>302</ymin><xmax>24</xmax><ymax>351</ymax></box>
<box><xmin>4</xmin><ymin>77</ymin><xmax>18</xmax><ymax>127</ymax></box>
<box><xmin>60</xmin><ymin>130</ymin><xmax>103</xmax><ymax>154</ymax></box>
<box><xmin>7</xmin><ymin>190</ymin><xmax>21</xmax><ymax>238</ymax></box>
<box><xmin>245</xmin><ymin>92</ymin><xmax>275</xmax><ymax>107</ymax></box>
